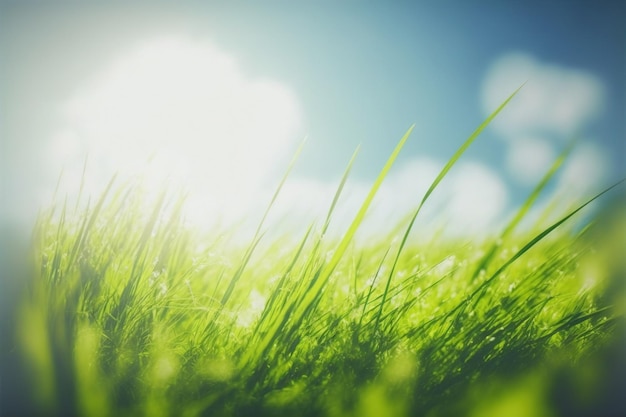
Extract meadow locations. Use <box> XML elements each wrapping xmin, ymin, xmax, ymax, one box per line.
<box><xmin>3</xmin><ymin>89</ymin><xmax>625</xmax><ymax>417</ymax></box>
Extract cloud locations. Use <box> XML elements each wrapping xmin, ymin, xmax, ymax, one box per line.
<box><xmin>482</xmin><ymin>52</ymin><xmax>610</xmax><ymax>201</ymax></box>
<box><xmin>482</xmin><ymin>52</ymin><xmax>605</xmax><ymax>138</ymax></box>
<box><xmin>443</xmin><ymin>162</ymin><xmax>509</xmax><ymax>234</ymax></box>
<box><xmin>514</xmin><ymin>140</ymin><xmax>612</xmax><ymax>232</ymax></box>
<box><xmin>556</xmin><ymin>142</ymin><xmax>610</xmax><ymax>198</ymax></box>
<box><xmin>263</xmin><ymin>158</ymin><xmax>509</xmax><ymax>239</ymax></box>
<box><xmin>43</xmin><ymin>36</ymin><xmax>509</xmax><ymax>240</ymax></box>
<box><xmin>45</xmin><ymin>36</ymin><xmax>302</xmax><ymax>225</ymax></box>
<box><xmin>513</xmin><ymin>141</ymin><xmax>611</xmax><ymax>232</ymax></box>
<box><xmin>506</xmin><ymin>137</ymin><xmax>556</xmax><ymax>185</ymax></box>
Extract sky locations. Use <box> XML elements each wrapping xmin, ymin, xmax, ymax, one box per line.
<box><xmin>1</xmin><ymin>1</ymin><xmax>624</xmax><ymax>239</ymax></box>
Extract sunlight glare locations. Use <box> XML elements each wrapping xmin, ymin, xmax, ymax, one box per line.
<box><xmin>50</xmin><ymin>36</ymin><xmax>302</xmax><ymax>229</ymax></box>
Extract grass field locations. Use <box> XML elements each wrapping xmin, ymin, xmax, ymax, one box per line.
<box><xmin>2</xmin><ymin>91</ymin><xmax>625</xmax><ymax>417</ymax></box>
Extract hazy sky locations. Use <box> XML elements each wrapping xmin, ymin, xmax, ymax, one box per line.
<box><xmin>1</xmin><ymin>1</ymin><xmax>624</xmax><ymax>236</ymax></box>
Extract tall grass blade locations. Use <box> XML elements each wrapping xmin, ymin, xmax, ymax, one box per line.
<box><xmin>473</xmin><ymin>179</ymin><xmax>625</xmax><ymax>299</ymax></box>
<box><xmin>242</xmin><ymin>125</ymin><xmax>414</xmax><ymax>368</ymax></box>
<box><xmin>374</xmin><ymin>85</ymin><xmax>524</xmax><ymax>332</ymax></box>
<box><xmin>470</xmin><ymin>140</ymin><xmax>576</xmax><ymax>280</ymax></box>
<box><xmin>68</xmin><ymin>174</ymin><xmax>117</xmax><ymax>267</ymax></box>
<box><xmin>219</xmin><ymin>139</ymin><xmax>307</xmax><ymax>307</ymax></box>
<box><xmin>290</xmin><ymin>125</ymin><xmax>414</xmax><ymax>317</ymax></box>
<box><xmin>321</xmin><ymin>145</ymin><xmax>361</xmax><ymax>236</ymax></box>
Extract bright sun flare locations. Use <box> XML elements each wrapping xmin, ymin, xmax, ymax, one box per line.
<box><xmin>47</xmin><ymin>36</ymin><xmax>302</xmax><ymax>228</ymax></box>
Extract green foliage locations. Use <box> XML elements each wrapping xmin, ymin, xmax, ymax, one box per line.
<box><xmin>12</xmin><ymin>90</ymin><xmax>625</xmax><ymax>416</ymax></box>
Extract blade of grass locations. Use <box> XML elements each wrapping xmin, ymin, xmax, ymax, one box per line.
<box><xmin>374</xmin><ymin>85</ymin><xmax>524</xmax><ymax>332</ymax></box>
<box><xmin>288</xmin><ymin>125</ymin><xmax>414</xmax><ymax>320</ymax></box>
<box><xmin>321</xmin><ymin>145</ymin><xmax>361</xmax><ymax>236</ymax></box>
<box><xmin>73</xmin><ymin>156</ymin><xmax>89</xmax><ymax>215</ymax></box>
<box><xmin>68</xmin><ymin>174</ymin><xmax>118</xmax><ymax>268</ymax></box>
<box><xmin>219</xmin><ymin>138</ymin><xmax>307</xmax><ymax>307</ymax></box>
<box><xmin>357</xmin><ymin>246</ymin><xmax>390</xmax><ymax>334</ymax></box>
<box><xmin>241</xmin><ymin>125</ymin><xmax>414</xmax><ymax>369</ymax></box>
<box><xmin>252</xmin><ymin>145</ymin><xmax>361</xmax><ymax>342</ymax></box>
<box><xmin>471</xmin><ymin>178</ymin><xmax>625</xmax><ymax>301</ymax></box>
<box><xmin>470</xmin><ymin>139</ymin><xmax>576</xmax><ymax>281</ymax></box>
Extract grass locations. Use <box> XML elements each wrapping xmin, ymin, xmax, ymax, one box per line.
<box><xmin>4</xmin><ymin>89</ymin><xmax>625</xmax><ymax>417</ymax></box>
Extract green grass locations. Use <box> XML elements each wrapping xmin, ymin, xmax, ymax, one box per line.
<box><xmin>7</xmin><ymin>90</ymin><xmax>626</xmax><ymax>417</ymax></box>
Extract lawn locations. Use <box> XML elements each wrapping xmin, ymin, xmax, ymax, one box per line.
<box><xmin>3</xmin><ymin>90</ymin><xmax>625</xmax><ymax>417</ymax></box>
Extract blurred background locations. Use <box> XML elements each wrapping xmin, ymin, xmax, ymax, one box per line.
<box><xmin>0</xmin><ymin>2</ymin><xmax>624</xmax><ymax>415</ymax></box>
<box><xmin>0</xmin><ymin>1</ymin><xmax>624</xmax><ymax>237</ymax></box>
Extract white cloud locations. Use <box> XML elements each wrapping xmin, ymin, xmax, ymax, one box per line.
<box><xmin>43</xmin><ymin>36</ymin><xmax>509</xmax><ymax>240</ymax></box>
<box><xmin>556</xmin><ymin>141</ymin><xmax>610</xmax><ymax>198</ymax></box>
<box><xmin>506</xmin><ymin>137</ymin><xmax>556</xmax><ymax>185</ymax></box>
<box><xmin>443</xmin><ymin>162</ymin><xmax>509</xmax><ymax>234</ymax></box>
<box><xmin>482</xmin><ymin>52</ymin><xmax>604</xmax><ymax>138</ymax></box>
<box><xmin>512</xmin><ymin>141</ymin><xmax>611</xmax><ymax>232</ymax></box>
<box><xmin>482</xmin><ymin>51</ymin><xmax>610</xmax><ymax>201</ymax></box>
<box><xmin>375</xmin><ymin>158</ymin><xmax>441</xmax><ymax>213</ymax></box>
<box><xmin>266</xmin><ymin>177</ymin><xmax>341</xmax><ymax>229</ymax></box>
<box><xmin>45</xmin><ymin>36</ymin><xmax>302</xmax><ymax>227</ymax></box>
<box><xmin>263</xmin><ymin>158</ymin><xmax>509</xmax><ymax>239</ymax></box>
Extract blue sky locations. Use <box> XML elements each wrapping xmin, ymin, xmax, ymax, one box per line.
<box><xmin>1</xmin><ymin>1</ymin><xmax>624</xmax><ymax>236</ymax></box>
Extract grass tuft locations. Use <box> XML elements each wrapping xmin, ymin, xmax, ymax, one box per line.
<box><xmin>6</xmin><ymin>88</ymin><xmax>625</xmax><ymax>417</ymax></box>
